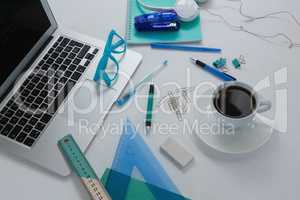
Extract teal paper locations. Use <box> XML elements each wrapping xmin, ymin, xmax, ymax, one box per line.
<box><xmin>126</xmin><ymin>0</ymin><xmax>202</xmax><ymax>44</ymax></box>
<box><xmin>101</xmin><ymin>169</ymin><xmax>191</xmax><ymax>200</ymax></box>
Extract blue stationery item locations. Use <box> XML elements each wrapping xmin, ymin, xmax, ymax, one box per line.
<box><xmin>93</xmin><ymin>30</ymin><xmax>127</xmax><ymax>87</ymax></box>
<box><xmin>107</xmin><ymin>119</ymin><xmax>181</xmax><ymax>200</ymax></box>
<box><xmin>102</xmin><ymin>169</ymin><xmax>191</xmax><ymax>200</ymax></box>
<box><xmin>115</xmin><ymin>60</ymin><xmax>168</xmax><ymax>107</ymax></box>
<box><xmin>151</xmin><ymin>43</ymin><xmax>222</xmax><ymax>53</ymax></box>
<box><xmin>136</xmin><ymin>20</ymin><xmax>180</xmax><ymax>32</ymax></box>
<box><xmin>190</xmin><ymin>58</ymin><xmax>236</xmax><ymax>81</ymax></box>
<box><xmin>135</xmin><ymin>11</ymin><xmax>180</xmax><ymax>32</ymax></box>
<box><xmin>126</xmin><ymin>0</ymin><xmax>202</xmax><ymax>44</ymax></box>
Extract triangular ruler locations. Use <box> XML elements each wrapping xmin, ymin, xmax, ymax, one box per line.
<box><xmin>105</xmin><ymin>119</ymin><xmax>184</xmax><ymax>200</ymax></box>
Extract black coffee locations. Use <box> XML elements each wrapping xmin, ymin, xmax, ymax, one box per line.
<box><xmin>214</xmin><ymin>86</ymin><xmax>256</xmax><ymax>118</ymax></box>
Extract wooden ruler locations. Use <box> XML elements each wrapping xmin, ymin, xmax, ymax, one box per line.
<box><xmin>58</xmin><ymin>135</ymin><xmax>111</xmax><ymax>200</ymax></box>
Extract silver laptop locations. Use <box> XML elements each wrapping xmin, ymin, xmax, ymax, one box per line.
<box><xmin>0</xmin><ymin>0</ymin><xmax>142</xmax><ymax>176</ymax></box>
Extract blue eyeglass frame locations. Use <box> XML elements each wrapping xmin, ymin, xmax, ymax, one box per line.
<box><xmin>93</xmin><ymin>30</ymin><xmax>127</xmax><ymax>87</ymax></box>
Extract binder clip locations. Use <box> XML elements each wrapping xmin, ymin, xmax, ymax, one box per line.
<box><xmin>232</xmin><ymin>55</ymin><xmax>246</xmax><ymax>69</ymax></box>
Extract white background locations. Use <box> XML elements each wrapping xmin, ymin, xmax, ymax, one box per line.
<box><xmin>0</xmin><ymin>0</ymin><xmax>300</xmax><ymax>199</ymax></box>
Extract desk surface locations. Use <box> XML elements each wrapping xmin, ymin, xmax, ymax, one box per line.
<box><xmin>1</xmin><ymin>0</ymin><xmax>300</xmax><ymax>199</ymax></box>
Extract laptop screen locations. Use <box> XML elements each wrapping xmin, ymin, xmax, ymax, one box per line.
<box><xmin>0</xmin><ymin>0</ymin><xmax>52</xmax><ymax>97</ymax></box>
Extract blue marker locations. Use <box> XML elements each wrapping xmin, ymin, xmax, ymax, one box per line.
<box><xmin>151</xmin><ymin>43</ymin><xmax>222</xmax><ymax>53</ymax></box>
<box><xmin>190</xmin><ymin>58</ymin><xmax>236</xmax><ymax>81</ymax></box>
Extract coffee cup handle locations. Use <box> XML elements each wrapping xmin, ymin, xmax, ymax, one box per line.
<box><xmin>257</xmin><ymin>96</ymin><xmax>272</xmax><ymax>113</ymax></box>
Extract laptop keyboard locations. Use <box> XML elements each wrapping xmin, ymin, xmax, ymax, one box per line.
<box><xmin>0</xmin><ymin>36</ymin><xmax>99</xmax><ymax>147</ymax></box>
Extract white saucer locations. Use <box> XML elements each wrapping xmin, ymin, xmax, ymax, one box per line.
<box><xmin>191</xmin><ymin>89</ymin><xmax>273</xmax><ymax>154</ymax></box>
<box><xmin>194</xmin><ymin>113</ymin><xmax>273</xmax><ymax>154</ymax></box>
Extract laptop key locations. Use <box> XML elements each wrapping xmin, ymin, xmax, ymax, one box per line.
<box><xmin>73</xmin><ymin>58</ymin><xmax>81</xmax><ymax>65</ymax></box>
<box><xmin>4</xmin><ymin>109</ymin><xmax>14</xmax><ymax>118</ymax></box>
<box><xmin>60</xmin><ymin>52</ymin><xmax>68</xmax><ymax>58</ymax></box>
<box><xmin>59</xmin><ymin>77</ymin><xmax>68</xmax><ymax>84</ymax></box>
<box><xmin>23</xmin><ymin>124</ymin><xmax>33</xmax><ymax>133</ymax></box>
<box><xmin>74</xmin><ymin>41</ymin><xmax>83</xmax><ymax>48</ymax></box>
<box><xmin>53</xmin><ymin>42</ymin><xmax>59</xmax><ymax>48</ymax></box>
<box><xmin>72</xmin><ymin>47</ymin><xmax>81</xmax><ymax>53</ymax></box>
<box><xmin>26</xmin><ymin>96</ymin><xmax>35</xmax><ymax>103</ymax></box>
<box><xmin>36</xmin><ymin>82</ymin><xmax>45</xmax><ymax>90</ymax></box>
<box><xmin>10</xmin><ymin>116</ymin><xmax>19</xmax><ymax>124</ymax></box>
<box><xmin>21</xmin><ymin>89</ymin><xmax>30</xmax><ymax>97</ymax></box>
<box><xmin>40</xmin><ymin>114</ymin><xmax>52</xmax><ymax>124</ymax></box>
<box><xmin>2</xmin><ymin>124</ymin><xmax>13</xmax><ymax>136</ymax></box>
<box><xmin>24</xmin><ymin>137</ymin><xmax>35</xmax><ymax>147</ymax></box>
<box><xmin>55</xmin><ymin>57</ymin><xmax>64</xmax><ymax>65</ymax></box>
<box><xmin>28</xmin><ymin>117</ymin><xmax>39</xmax><ymax>126</ymax></box>
<box><xmin>0</xmin><ymin>106</ymin><xmax>9</xmax><ymax>115</ymax></box>
<box><xmin>57</xmin><ymin>36</ymin><xmax>63</xmax><ymax>42</ymax></box>
<box><xmin>68</xmin><ymin>53</ymin><xmax>76</xmax><ymax>59</ymax></box>
<box><xmin>41</xmin><ymin>64</ymin><xmax>50</xmax><ymax>71</ymax></box>
<box><xmin>8</xmin><ymin>125</ymin><xmax>22</xmax><ymax>139</ymax></box>
<box><xmin>16</xmin><ymin>132</ymin><xmax>28</xmax><ymax>143</ymax></box>
<box><xmin>35</xmin><ymin>122</ymin><xmax>46</xmax><ymax>131</ymax></box>
<box><xmin>61</xmin><ymin>38</ymin><xmax>70</xmax><ymax>46</ymax></box>
<box><xmin>65</xmin><ymin>46</ymin><xmax>73</xmax><ymax>52</ymax></box>
<box><xmin>68</xmin><ymin>64</ymin><xmax>77</xmax><ymax>71</ymax></box>
<box><xmin>46</xmin><ymin>58</ymin><xmax>55</xmax><ymax>65</ymax></box>
<box><xmin>78</xmin><ymin>45</ymin><xmax>91</xmax><ymax>59</ymax></box>
<box><xmin>71</xmin><ymin>72</ymin><xmax>81</xmax><ymax>81</ymax></box>
<box><xmin>48</xmin><ymin>48</ymin><xmax>55</xmax><ymax>54</ymax></box>
<box><xmin>29</xmin><ymin>130</ymin><xmax>41</xmax><ymax>139</ymax></box>
<box><xmin>0</xmin><ymin>116</ymin><xmax>9</xmax><ymax>125</ymax></box>
<box><xmin>43</xmin><ymin>54</ymin><xmax>50</xmax><ymax>60</ymax></box>
<box><xmin>56</xmin><ymin>46</ymin><xmax>63</xmax><ymax>53</ymax></box>
<box><xmin>52</xmin><ymin>63</ymin><xmax>60</xmax><ymax>70</ymax></box>
<box><xmin>19</xmin><ymin>118</ymin><xmax>28</xmax><ymax>126</ymax></box>
<box><xmin>64</xmin><ymin>70</ymin><xmax>72</xmax><ymax>78</ymax></box>
<box><xmin>31</xmin><ymin>89</ymin><xmax>40</xmax><ymax>96</ymax></box>
<box><xmin>93</xmin><ymin>48</ymin><xmax>99</xmax><ymax>54</ymax></box>
<box><xmin>15</xmin><ymin>110</ymin><xmax>24</xmax><ymax>117</ymax></box>
<box><xmin>38</xmin><ymin>60</ymin><xmax>45</xmax><ymax>66</ymax></box>
<box><xmin>85</xmin><ymin>53</ymin><xmax>94</xmax><ymax>60</ymax></box>
<box><xmin>63</xmin><ymin>59</ymin><xmax>72</xmax><ymax>66</ymax></box>
<box><xmin>77</xmin><ymin>65</ymin><xmax>86</xmax><ymax>73</ymax></box>
<box><xmin>40</xmin><ymin>90</ymin><xmax>48</xmax><ymax>98</ymax></box>
<box><xmin>84</xmin><ymin>60</ymin><xmax>90</xmax><ymax>66</ymax></box>
<box><xmin>51</xmin><ymin>52</ymin><xmax>59</xmax><ymax>59</ymax></box>
<box><xmin>35</xmin><ymin>97</ymin><xmax>44</xmax><ymax>105</ymax></box>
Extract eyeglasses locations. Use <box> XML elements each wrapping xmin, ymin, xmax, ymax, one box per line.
<box><xmin>93</xmin><ymin>30</ymin><xmax>127</xmax><ymax>87</ymax></box>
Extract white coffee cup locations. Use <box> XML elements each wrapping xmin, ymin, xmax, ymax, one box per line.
<box><xmin>211</xmin><ymin>81</ymin><xmax>272</xmax><ymax>129</ymax></box>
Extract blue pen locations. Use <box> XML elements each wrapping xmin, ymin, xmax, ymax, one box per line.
<box><xmin>151</xmin><ymin>43</ymin><xmax>221</xmax><ymax>53</ymax></box>
<box><xmin>190</xmin><ymin>58</ymin><xmax>236</xmax><ymax>81</ymax></box>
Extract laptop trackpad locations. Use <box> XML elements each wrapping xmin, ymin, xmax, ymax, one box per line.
<box><xmin>61</xmin><ymin>80</ymin><xmax>117</xmax><ymax>135</ymax></box>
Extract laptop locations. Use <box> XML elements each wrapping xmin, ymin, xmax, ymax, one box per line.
<box><xmin>0</xmin><ymin>0</ymin><xmax>142</xmax><ymax>176</ymax></box>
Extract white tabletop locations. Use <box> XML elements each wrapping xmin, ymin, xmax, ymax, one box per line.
<box><xmin>1</xmin><ymin>0</ymin><xmax>300</xmax><ymax>199</ymax></box>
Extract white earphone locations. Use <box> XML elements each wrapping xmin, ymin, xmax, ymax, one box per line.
<box><xmin>137</xmin><ymin>0</ymin><xmax>206</xmax><ymax>22</ymax></box>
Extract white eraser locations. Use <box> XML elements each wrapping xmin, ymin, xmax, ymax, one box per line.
<box><xmin>160</xmin><ymin>138</ymin><xmax>194</xmax><ymax>168</ymax></box>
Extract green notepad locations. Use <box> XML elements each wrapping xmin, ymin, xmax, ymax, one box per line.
<box><xmin>101</xmin><ymin>169</ymin><xmax>191</xmax><ymax>200</ymax></box>
<box><xmin>126</xmin><ymin>0</ymin><xmax>202</xmax><ymax>44</ymax></box>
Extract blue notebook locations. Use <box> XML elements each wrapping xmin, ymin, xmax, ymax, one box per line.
<box><xmin>126</xmin><ymin>0</ymin><xmax>202</xmax><ymax>44</ymax></box>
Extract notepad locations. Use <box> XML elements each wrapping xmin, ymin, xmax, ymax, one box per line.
<box><xmin>126</xmin><ymin>0</ymin><xmax>202</xmax><ymax>44</ymax></box>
